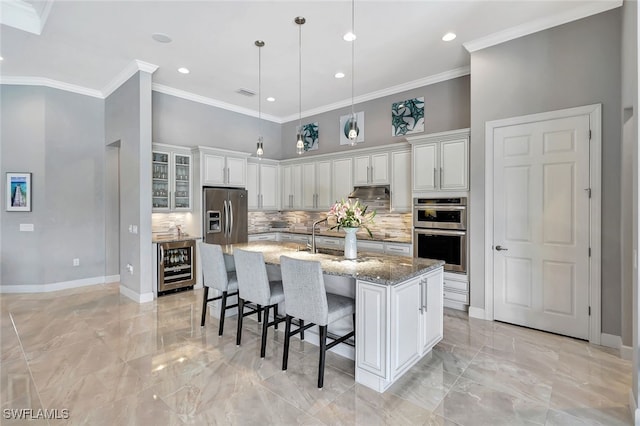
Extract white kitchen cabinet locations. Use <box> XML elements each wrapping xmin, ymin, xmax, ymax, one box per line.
<box><xmin>201</xmin><ymin>150</ymin><xmax>247</xmax><ymax>187</ymax></box>
<box><xmin>332</xmin><ymin>157</ymin><xmax>353</xmax><ymax>203</ymax></box>
<box><xmin>152</xmin><ymin>146</ymin><xmax>192</xmax><ymax>212</ymax></box>
<box><xmin>443</xmin><ymin>272</ymin><xmax>470</xmax><ymax>310</ymax></box>
<box><xmin>408</xmin><ymin>129</ymin><xmax>469</xmax><ymax>192</ymax></box>
<box><xmin>358</xmin><ymin>240</ymin><xmax>384</xmax><ymax>253</ymax></box>
<box><xmin>354</xmin><ymin>152</ymin><xmax>389</xmax><ymax>185</ymax></box>
<box><xmin>390</xmin><ymin>149</ymin><xmax>411</xmax><ymax>211</ymax></box>
<box><xmin>247</xmin><ymin>160</ymin><xmax>278</xmax><ymax>210</ymax></box>
<box><xmin>314</xmin><ymin>236</ymin><xmax>343</xmax><ymax>249</ymax></box>
<box><xmin>302</xmin><ymin>161</ymin><xmax>332</xmax><ymax>210</ymax></box>
<box><xmin>282</xmin><ymin>164</ymin><xmax>303</xmax><ymax>210</ymax></box>
<box><xmin>356</xmin><ymin>266</ymin><xmax>444</xmax><ymax>392</ymax></box>
<box><xmin>248</xmin><ymin>233</ymin><xmax>277</xmax><ymax>242</ymax></box>
<box><xmin>279</xmin><ymin>233</ymin><xmax>310</xmax><ymax>245</ymax></box>
<box><xmin>384</xmin><ymin>242</ymin><xmax>411</xmax><ymax>257</ymax></box>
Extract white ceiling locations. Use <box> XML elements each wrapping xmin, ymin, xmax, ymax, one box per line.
<box><xmin>0</xmin><ymin>0</ymin><xmax>621</xmax><ymax>122</ymax></box>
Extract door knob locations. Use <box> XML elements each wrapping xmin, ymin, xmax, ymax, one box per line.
<box><xmin>495</xmin><ymin>245</ymin><xmax>508</xmax><ymax>251</ymax></box>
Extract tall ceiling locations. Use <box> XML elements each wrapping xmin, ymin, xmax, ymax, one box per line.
<box><xmin>0</xmin><ymin>0</ymin><xmax>621</xmax><ymax>122</ymax></box>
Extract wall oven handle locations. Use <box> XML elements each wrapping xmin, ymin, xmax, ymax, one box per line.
<box><xmin>414</xmin><ymin>228</ymin><xmax>466</xmax><ymax>236</ymax></box>
<box><xmin>413</xmin><ymin>206</ymin><xmax>467</xmax><ymax>211</ymax></box>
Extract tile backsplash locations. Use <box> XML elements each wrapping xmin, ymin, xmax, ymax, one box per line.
<box><xmin>249</xmin><ymin>210</ymin><xmax>412</xmax><ymax>240</ymax></box>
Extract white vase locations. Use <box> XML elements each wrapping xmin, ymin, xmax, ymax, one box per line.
<box><xmin>343</xmin><ymin>227</ymin><xmax>358</xmax><ymax>260</ymax></box>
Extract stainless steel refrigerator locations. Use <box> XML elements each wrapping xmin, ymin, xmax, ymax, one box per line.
<box><xmin>203</xmin><ymin>187</ymin><xmax>248</xmax><ymax>244</ymax></box>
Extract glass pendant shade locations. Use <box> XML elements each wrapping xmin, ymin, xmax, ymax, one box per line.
<box><xmin>348</xmin><ymin>114</ymin><xmax>358</xmax><ymax>144</ymax></box>
<box><xmin>296</xmin><ymin>132</ymin><xmax>304</xmax><ymax>155</ymax></box>
<box><xmin>256</xmin><ymin>138</ymin><xmax>264</xmax><ymax>158</ymax></box>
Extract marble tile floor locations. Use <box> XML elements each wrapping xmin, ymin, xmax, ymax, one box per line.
<box><xmin>0</xmin><ymin>283</ymin><xmax>632</xmax><ymax>425</ymax></box>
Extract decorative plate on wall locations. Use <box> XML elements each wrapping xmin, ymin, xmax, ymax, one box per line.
<box><xmin>392</xmin><ymin>97</ymin><xmax>424</xmax><ymax>136</ymax></box>
<box><xmin>298</xmin><ymin>122</ymin><xmax>319</xmax><ymax>151</ymax></box>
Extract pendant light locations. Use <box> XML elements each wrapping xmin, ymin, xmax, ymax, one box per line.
<box><xmin>295</xmin><ymin>16</ymin><xmax>306</xmax><ymax>155</ymax></box>
<box><xmin>347</xmin><ymin>0</ymin><xmax>358</xmax><ymax>145</ymax></box>
<box><xmin>255</xmin><ymin>40</ymin><xmax>265</xmax><ymax>159</ymax></box>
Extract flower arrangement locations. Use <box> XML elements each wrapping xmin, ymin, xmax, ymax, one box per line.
<box><xmin>328</xmin><ymin>198</ymin><xmax>376</xmax><ymax>237</ymax></box>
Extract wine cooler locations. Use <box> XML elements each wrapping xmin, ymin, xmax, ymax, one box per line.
<box><xmin>157</xmin><ymin>239</ymin><xmax>197</xmax><ymax>295</ymax></box>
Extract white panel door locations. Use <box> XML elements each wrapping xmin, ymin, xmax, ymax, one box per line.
<box><xmin>412</xmin><ymin>143</ymin><xmax>437</xmax><ymax>191</ymax></box>
<box><xmin>332</xmin><ymin>158</ymin><xmax>353</xmax><ymax>203</ymax></box>
<box><xmin>390</xmin><ymin>278</ymin><xmax>421</xmax><ymax>378</ymax></box>
<box><xmin>422</xmin><ymin>269</ymin><xmax>443</xmax><ymax>353</ymax></box>
<box><xmin>226</xmin><ymin>156</ymin><xmax>246</xmax><ymax>187</ymax></box>
<box><xmin>290</xmin><ymin>164</ymin><xmax>303</xmax><ymax>209</ymax></box>
<box><xmin>493</xmin><ymin>114</ymin><xmax>590</xmax><ymax>339</ymax></box>
<box><xmin>315</xmin><ymin>160</ymin><xmax>332</xmax><ymax>209</ymax></box>
<box><xmin>440</xmin><ymin>138</ymin><xmax>468</xmax><ymax>190</ymax></box>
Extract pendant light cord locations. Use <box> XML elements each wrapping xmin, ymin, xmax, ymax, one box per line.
<box><xmin>258</xmin><ymin>43</ymin><xmax>262</xmax><ymax>137</ymax></box>
<box><xmin>298</xmin><ymin>20</ymin><xmax>302</xmax><ymax>132</ymax></box>
<box><xmin>351</xmin><ymin>0</ymin><xmax>355</xmax><ymax>117</ymax></box>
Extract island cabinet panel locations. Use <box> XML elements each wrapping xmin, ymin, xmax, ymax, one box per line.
<box><xmin>356</xmin><ymin>282</ymin><xmax>388</xmax><ymax>379</ymax></box>
<box><xmin>390</xmin><ymin>277</ymin><xmax>422</xmax><ymax>379</ymax></box>
<box><xmin>422</xmin><ymin>268</ymin><xmax>444</xmax><ymax>353</ymax></box>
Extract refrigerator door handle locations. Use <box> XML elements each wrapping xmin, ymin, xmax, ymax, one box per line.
<box><xmin>229</xmin><ymin>200</ymin><xmax>234</xmax><ymax>237</ymax></box>
<box><xmin>223</xmin><ymin>200</ymin><xmax>228</xmax><ymax>237</ymax></box>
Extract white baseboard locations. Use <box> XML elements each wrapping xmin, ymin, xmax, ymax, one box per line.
<box><xmin>119</xmin><ymin>285</ymin><xmax>154</xmax><ymax>304</ymax></box>
<box><xmin>630</xmin><ymin>390</ymin><xmax>640</xmax><ymax>426</ymax></box>
<box><xmin>600</xmin><ymin>333</ymin><xmax>622</xmax><ymax>349</ymax></box>
<box><xmin>621</xmin><ymin>345</ymin><xmax>633</xmax><ymax>361</ymax></box>
<box><xmin>0</xmin><ymin>276</ymin><xmax>107</xmax><ymax>293</ymax></box>
<box><xmin>105</xmin><ymin>274</ymin><xmax>120</xmax><ymax>284</ymax></box>
<box><xmin>468</xmin><ymin>306</ymin><xmax>487</xmax><ymax>320</ymax></box>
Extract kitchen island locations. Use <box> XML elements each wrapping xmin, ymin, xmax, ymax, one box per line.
<box><xmin>220</xmin><ymin>241</ymin><xmax>444</xmax><ymax>392</ymax></box>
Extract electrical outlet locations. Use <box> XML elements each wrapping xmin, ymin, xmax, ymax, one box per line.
<box><xmin>73</xmin><ymin>258</ymin><xmax>80</xmax><ymax>266</ymax></box>
<box><xmin>126</xmin><ymin>263</ymin><xmax>134</xmax><ymax>274</ymax></box>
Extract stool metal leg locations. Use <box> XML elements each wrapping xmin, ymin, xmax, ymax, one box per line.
<box><xmin>200</xmin><ymin>286</ymin><xmax>209</xmax><ymax>327</ymax></box>
<box><xmin>218</xmin><ymin>291</ymin><xmax>228</xmax><ymax>336</ymax></box>
<box><xmin>282</xmin><ymin>315</ymin><xmax>292</xmax><ymax>370</ymax></box>
<box><xmin>236</xmin><ymin>298</ymin><xmax>244</xmax><ymax>346</ymax></box>
<box><xmin>300</xmin><ymin>320</ymin><xmax>305</xmax><ymax>341</ymax></box>
<box><xmin>257</xmin><ymin>304</ymin><xmax>262</xmax><ymax>323</ymax></box>
<box><xmin>274</xmin><ymin>305</ymin><xmax>279</xmax><ymax>330</ymax></box>
<box><xmin>318</xmin><ymin>325</ymin><xmax>327</xmax><ymax>388</ymax></box>
<box><xmin>260</xmin><ymin>305</ymin><xmax>270</xmax><ymax>358</ymax></box>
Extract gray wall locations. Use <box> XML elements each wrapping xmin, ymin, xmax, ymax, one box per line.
<box><xmin>105</xmin><ymin>72</ymin><xmax>154</xmax><ymax>298</ymax></box>
<box><xmin>469</xmin><ymin>10</ymin><xmax>622</xmax><ymax>335</ymax></box>
<box><xmin>153</xmin><ymin>92</ymin><xmax>283</xmax><ymax>159</ymax></box>
<box><xmin>280</xmin><ymin>76</ymin><xmax>470</xmax><ymax>159</ymax></box>
<box><xmin>0</xmin><ymin>85</ymin><xmax>105</xmax><ymax>286</ymax></box>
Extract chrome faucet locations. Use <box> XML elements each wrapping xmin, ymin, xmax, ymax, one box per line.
<box><xmin>310</xmin><ymin>217</ymin><xmax>328</xmax><ymax>253</ymax></box>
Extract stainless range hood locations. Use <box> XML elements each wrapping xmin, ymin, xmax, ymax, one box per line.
<box><xmin>348</xmin><ymin>185</ymin><xmax>390</xmax><ymax>210</ymax></box>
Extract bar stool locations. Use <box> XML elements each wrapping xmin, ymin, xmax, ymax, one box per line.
<box><xmin>279</xmin><ymin>255</ymin><xmax>355</xmax><ymax>388</ymax></box>
<box><xmin>198</xmin><ymin>242</ymin><xmax>238</xmax><ymax>336</ymax></box>
<box><xmin>233</xmin><ymin>249</ymin><xmax>286</xmax><ymax>358</ymax></box>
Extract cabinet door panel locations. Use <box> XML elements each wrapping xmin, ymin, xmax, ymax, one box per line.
<box><xmin>332</xmin><ymin>158</ymin><xmax>353</xmax><ymax>203</ymax></box>
<box><xmin>203</xmin><ymin>154</ymin><xmax>225</xmax><ymax>185</ymax></box>
<box><xmin>354</xmin><ymin>156</ymin><xmax>370</xmax><ymax>185</ymax></box>
<box><xmin>440</xmin><ymin>138</ymin><xmax>468</xmax><ymax>190</ymax></box>
<box><xmin>302</xmin><ymin>163</ymin><xmax>316</xmax><ymax>209</ymax></box>
<box><xmin>390</xmin><ymin>278</ymin><xmax>421</xmax><ymax>378</ymax></box>
<box><xmin>370</xmin><ymin>153</ymin><xmax>389</xmax><ymax>184</ymax></box>
<box><xmin>226</xmin><ymin>156</ymin><xmax>246</xmax><ymax>187</ymax></box>
<box><xmin>315</xmin><ymin>161</ymin><xmax>332</xmax><ymax>209</ymax></box>
<box><xmin>413</xmin><ymin>143</ymin><xmax>437</xmax><ymax>191</ymax></box>
<box><xmin>391</xmin><ymin>150</ymin><xmax>411</xmax><ymax>211</ymax></box>
<box><xmin>246</xmin><ymin>163</ymin><xmax>259</xmax><ymax>209</ymax></box>
<box><xmin>260</xmin><ymin>164</ymin><xmax>278</xmax><ymax>210</ymax></box>
<box><xmin>291</xmin><ymin>164</ymin><xmax>303</xmax><ymax>209</ymax></box>
<box><xmin>422</xmin><ymin>270</ymin><xmax>444</xmax><ymax>353</ymax></box>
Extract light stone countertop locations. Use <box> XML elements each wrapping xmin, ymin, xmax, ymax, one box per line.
<box><xmin>220</xmin><ymin>241</ymin><xmax>442</xmax><ymax>285</ymax></box>
<box><xmin>250</xmin><ymin>229</ymin><xmax>412</xmax><ymax>244</ymax></box>
<box><xmin>152</xmin><ymin>235</ymin><xmax>201</xmax><ymax>244</ymax></box>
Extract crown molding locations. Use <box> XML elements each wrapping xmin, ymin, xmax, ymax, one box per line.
<box><xmin>102</xmin><ymin>60</ymin><xmax>159</xmax><ymax>98</ymax></box>
<box><xmin>279</xmin><ymin>66</ymin><xmax>470</xmax><ymax>123</ymax></box>
<box><xmin>0</xmin><ymin>76</ymin><xmax>103</xmax><ymax>98</ymax></box>
<box><xmin>152</xmin><ymin>84</ymin><xmax>283</xmax><ymax>124</ymax></box>
<box><xmin>0</xmin><ymin>0</ymin><xmax>50</xmax><ymax>35</ymax></box>
<box><xmin>463</xmin><ymin>0</ymin><xmax>622</xmax><ymax>53</ymax></box>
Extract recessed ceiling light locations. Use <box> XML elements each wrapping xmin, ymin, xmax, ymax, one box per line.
<box><xmin>0</xmin><ymin>56</ymin><xmax>3</xmax><ymax>61</ymax></box>
<box><xmin>335</xmin><ymin>72</ymin><xmax>345</xmax><ymax>79</ymax></box>
<box><xmin>442</xmin><ymin>32</ymin><xmax>457</xmax><ymax>42</ymax></box>
<box><xmin>266</xmin><ymin>97</ymin><xmax>275</xmax><ymax>102</ymax></box>
<box><xmin>152</xmin><ymin>33</ymin><xmax>172</xmax><ymax>43</ymax></box>
<box><xmin>178</xmin><ymin>67</ymin><xmax>190</xmax><ymax>74</ymax></box>
<box><xmin>343</xmin><ymin>32</ymin><xmax>356</xmax><ymax>42</ymax></box>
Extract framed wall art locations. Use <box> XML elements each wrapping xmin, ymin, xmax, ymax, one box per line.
<box><xmin>339</xmin><ymin>111</ymin><xmax>365</xmax><ymax>145</ymax></box>
<box><xmin>6</xmin><ymin>172</ymin><xmax>31</xmax><ymax>212</ymax></box>
<box><xmin>297</xmin><ymin>122</ymin><xmax>319</xmax><ymax>151</ymax></box>
<box><xmin>392</xmin><ymin>97</ymin><xmax>424</xmax><ymax>136</ymax></box>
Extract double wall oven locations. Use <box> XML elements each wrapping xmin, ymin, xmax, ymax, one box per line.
<box><xmin>413</xmin><ymin>197</ymin><xmax>467</xmax><ymax>273</ymax></box>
